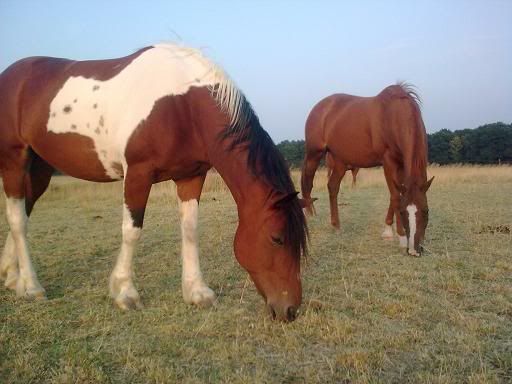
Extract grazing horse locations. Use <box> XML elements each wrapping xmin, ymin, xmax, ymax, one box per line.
<box><xmin>0</xmin><ymin>44</ymin><xmax>308</xmax><ymax>322</ymax></box>
<box><xmin>301</xmin><ymin>83</ymin><xmax>433</xmax><ymax>256</ymax></box>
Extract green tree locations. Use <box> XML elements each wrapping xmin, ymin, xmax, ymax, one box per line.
<box><xmin>449</xmin><ymin>135</ymin><xmax>464</xmax><ymax>163</ymax></box>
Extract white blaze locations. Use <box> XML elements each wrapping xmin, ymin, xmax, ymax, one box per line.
<box><xmin>407</xmin><ymin>204</ymin><xmax>418</xmax><ymax>252</ymax></box>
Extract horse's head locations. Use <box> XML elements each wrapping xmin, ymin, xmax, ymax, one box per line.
<box><xmin>234</xmin><ymin>192</ymin><xmax>307</xmax><ymax>322</ymax></box>
<box><xmin>397</xmin><ymin>177</ymin><xmax>434</xmax><ymax>256</ymax></box>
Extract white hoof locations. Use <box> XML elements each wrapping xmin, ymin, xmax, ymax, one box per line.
<box><xmin>399</xmin><ymin>236</ymin><xmax>408</xmax><ymax>248</ymax></box>
<box><xmin>381</xmin><ymin>225</ymin><xmax>394</xmax><ymax>240</ymax></box>
<box><xmin>110</xmin><ymin>275</ymin><xmax>143</xmax><ymax>310</ymax></box>
<box><xmin>113</xmin><ymin>290</ymin><xmax>144</xmax><ymax>310</ymax></box>
<box><xmin>408</xmin><ymin>249</ymin><xmax>420</xmax><ymax>257</ymax></box>
<box><xmin>183</xmin><ymin>281</ymin><xmax>216</xmax><ymax>308</ymax></box>
<box><xmin>16</xmin><ymin>276</ymin><xmax>46</xmax><ymax>300</ymax></box>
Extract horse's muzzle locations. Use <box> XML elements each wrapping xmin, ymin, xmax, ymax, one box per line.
<box><xmin>267</xmin><ymin>304</ymin><xmax>299</xmax><ymax>322</ymax></box>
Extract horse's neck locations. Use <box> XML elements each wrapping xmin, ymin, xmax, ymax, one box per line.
<box><xmin>401</xmin><ymin>128</ymin><xmax>428</xmax><ymax>186</ymax></box>
<box><xmin>207</xmin><ymin>137</ymin><xmax>269</xmax><ymax>216</ymax></box>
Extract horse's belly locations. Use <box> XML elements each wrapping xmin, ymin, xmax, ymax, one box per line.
<box><xmin>31</xmin><ymin>131</ymin><xmax>123</xmax><ymax>182</ymax></box>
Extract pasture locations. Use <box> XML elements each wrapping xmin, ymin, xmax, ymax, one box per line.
<box><xmin>0</xmin><ymin>165</ymin><xmax>511</xmax><ymax>383</ymax></box>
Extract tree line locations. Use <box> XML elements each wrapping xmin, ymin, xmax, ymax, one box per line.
<box><xmin>276</xmin><ymin>122</ymin><xmax>512</xmax><ymax>167</ymax></box>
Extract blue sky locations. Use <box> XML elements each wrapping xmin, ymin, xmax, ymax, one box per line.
<box><xmin>1</xmin><ymin>0</ymin><xmax>511</xmax><ymax>142</ymax></box>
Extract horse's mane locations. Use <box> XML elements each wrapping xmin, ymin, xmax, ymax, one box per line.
<box><xmin>201</xmin><ymin>50</ymin><xmax>308</xmax><ymax>259</ymax></box>
<box><xmin>150</xmin><ymin>43</ymin><xmax>307</xmax><ymax>258</ymax></box>
<box><xmin>395</xmin><ymin>81</ymin><xmax>422</xmax><ymax>108</ymax></box>
<box><xmin>392</xmin><ymin>82</ymin><xmax>428</xmax><ymax>181</ymax></box>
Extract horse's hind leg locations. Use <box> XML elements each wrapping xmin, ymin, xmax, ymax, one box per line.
<box><xmin>301</xmin><ymin>148</ymin><xmax>324</xmax><ymax>215</ymax></box>
<box><xmin>1</xmin><ymin>150</ymin><xmax>50</xmax><ymax>299</ymax></box>
<box><xmin>109</xmin><ymin>166</ymin><xmax>152</xmax><ymax>310</ymax></box>
<box><xmin>327</xmin><ymin>163</ymin><xmax>346</xmax><ymax>229</ymax></box>
<box><xmin>1</xmin><ymin>155</ymin><xmax>54</xmax><ymax>291</ymax></box>
<box><xmin>176</xmin><ymin>174</ymin><xmax>216</xmax><ymax>308</ymax></box>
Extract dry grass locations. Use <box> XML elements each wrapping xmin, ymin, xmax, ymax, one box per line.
<box><xmin>0</xmin><ymin>165</ymin><xmax>511</xmax><ymax>383</ymax></box>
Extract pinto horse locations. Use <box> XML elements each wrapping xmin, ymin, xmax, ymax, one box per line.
<box><xmin>0</xmin><ymin>44</ymin><xmax>307</xmax><ymax>322</ymax></box>
<box><xmin>301</xmin><ymin>83</ymin><xmax>433</xmax><ymax>256</ymax></box>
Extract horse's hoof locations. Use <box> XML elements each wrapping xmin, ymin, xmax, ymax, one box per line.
<box><xmin>31</xmin><ymin>291</ymin><xmax>48</xmax><ymax>301</ymax></box>
<box><xmin>330</xmin><ymin>222</ymin><xmax>341</xmax><ymax>230</ymax></box>
<box><xmin>20</xmin><ymin>289</ymin><xmax>47</xmax><ymax>301</ymax></box>
<box><xmin>381</xmin><ymin>225</ymin><xmax>394</xmax><ymax>240</ymax></box>
<box><xmin>408</xmin><ymin>249</ymin><xmax>421</xmax><ymax>257</ymax></box>
<box><xmin>398</xmin><ymin>236</ymin><xmax>408</xmax><ymax>248</ymax></box>
<box><xmin>114</xmin><ymin>294</ymin><xmax>144</xmax><ymax>310</ymax></box>
<box><xmin>16</xmin><ymin>279</ymin><xmax>46</xmax><ymax>300</ymax></box>
<box><xmin>184</xmin><ymin>285</ymin><xmax>216</xmax><ymax>308</ymax></box>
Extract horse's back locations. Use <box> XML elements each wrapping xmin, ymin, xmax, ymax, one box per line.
<box><xmin>305</xmin><ymin>94</ymin><xmax>363</xmax><ymax>150</ymax></box>
<box><xmin>306</xmin><ymin>93</ymin><xmax>384</xmax><ymax>167</ymax></box>
<box><xmin>0</xmin><ymin>46</ymin><xmax>219</xmax><ymax>182</ymax></box>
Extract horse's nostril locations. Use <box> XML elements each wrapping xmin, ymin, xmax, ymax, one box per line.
<box><xmin>286</xmin><ymin>306</ymin><xmax>298</xmax><ymax>322</ymax></box>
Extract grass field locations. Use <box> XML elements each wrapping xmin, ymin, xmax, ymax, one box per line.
<box><xmin>0</xmin><ymin>165</ymin><xmax>511</xmax><ymax>383</ymax></box>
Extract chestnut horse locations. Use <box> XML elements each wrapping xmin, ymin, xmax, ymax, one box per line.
<box><xmin>0</xmin><ymin>44</ymin><xmax>307</xmax><ymax>321</ymax></box>
<box><xmin>301</xmin><ymin>83</ymin><xmax>433</xmax><ymax>256</ymax></box>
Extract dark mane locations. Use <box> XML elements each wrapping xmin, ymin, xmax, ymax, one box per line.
<box><xmin>217</xmin><ymin>91</ymin><xmax>308</xmax><ymax>259</ymax></box>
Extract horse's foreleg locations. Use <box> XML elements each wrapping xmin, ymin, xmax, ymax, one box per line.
<box><xmin>383</xmin><ymin>156</ymin><xmax>406</xmax><ymax>247</ymax></box>
<box><xmin>300</xmin><ymin>150</ymin><xmax>324</xmax><ymax>216</ymax></box>
<box><xmin>176</xmin><ymin>174</ymin><xmax>215</xmax><ymax>308</ymax></box>
<box><xmin>0</xmin><ymin>233</ymin><xmax>18</xmax><ymax>290</ymax></box>
<box><xmin>381</xmin><ymin>202</ymin><xmax>395</xmax><ymax>240</ymax></box>
<box><xmin>110</xmin><ymin>166</ymin><xmax>152</xmax><ymax>310</ymax></box>
<box><xmin>327</xmin><ymin>166</ymin><xmax>345</xmax><ymax>229</ymax></box>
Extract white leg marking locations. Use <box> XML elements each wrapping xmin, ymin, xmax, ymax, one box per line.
<box><xmin>0</xmin><ymin>232</ymin><xmax>19</xmax><ymax>290</ymax></box>
<box><xmin>179</xmin><ymin>199</ymin><xmax>216</xmax><ymax>307</ymax></box>
<box><xmin>5</xmin><ymin>198</ymin><xmax>46</xmax><ymax>299</ymax></box>
<box><xmin>399</xmin><ymin>235</ymin><xmax>408</xmax><ymax>248</ymax></box>
<box><xmin>407</xmin><ymin>204</ymin><xmax>419</xmax><ymax>256</ymax></box>
<box><xmin>381</xmin><ymin>224</ymin><xmax>394</xmax><ymax>240</ymax></box>
<box><xmin>110</xmin><ymin>204</ymin><xmax>143</xmax><ymax>309</ymax></box>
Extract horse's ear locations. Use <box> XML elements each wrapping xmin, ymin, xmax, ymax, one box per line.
<box><xmin>423</xmin><ymin>176</ymin><xmax>435</xmax><ymax>192</ymax></box>
<box><xmin>274</xmin><ymin>192</ymin><xmax>300</xmax><ymax>209</ymax></box>
<box><xmin>393</xmin><ymin>180</ymin><xmax>407</xmax><ymax>195</ymax></box>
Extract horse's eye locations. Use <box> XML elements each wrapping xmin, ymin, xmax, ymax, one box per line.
<box><xmin>271</xmin><ymin>235</ymin><xmax>284</xmax><ymax>246</ymax></box>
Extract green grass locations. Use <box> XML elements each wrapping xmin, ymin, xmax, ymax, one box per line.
<box><xmin>1</xmin><ymin>166</ymin><xmax>511</xmax><ymax>383</ymax></box>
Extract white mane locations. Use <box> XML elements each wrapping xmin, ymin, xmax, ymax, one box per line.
<box><xmin>154</xmin><ymin>43</ymin><xmax>246</xmax><ymax>130</ymax></box>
